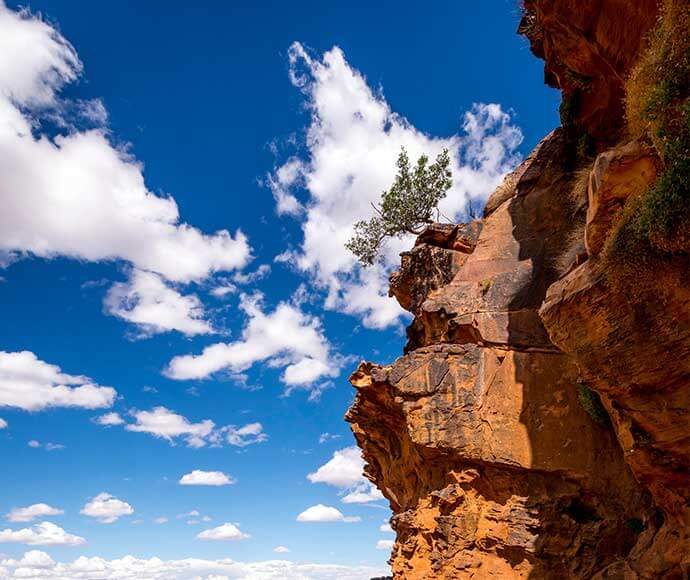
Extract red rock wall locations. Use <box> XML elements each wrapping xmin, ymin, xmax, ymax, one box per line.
<box><xmin>347</xmin><ymin>1</ymin><xmax>689</xmax><ymax>577</ymax></box>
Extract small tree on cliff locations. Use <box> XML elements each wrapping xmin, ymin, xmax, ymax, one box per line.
<box><xmin>346</xmin><ymin>147</ymin><xmax>452</xmax><ymax>266</ymax></box>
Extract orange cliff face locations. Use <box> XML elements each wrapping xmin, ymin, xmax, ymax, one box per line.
<box><xmin>346</xmin><ymin>1</ymin><xmax>689</xmax><ymax>578</ymax></box>
<box><xmin>519</xmin><ymin>0</ymin><xmax>659</xmax><ymax>144</ymax></box>
<box><xmin>347</xmin><ymin>131</ymin><xmax>652</xmax><ymax>578</ymax></box>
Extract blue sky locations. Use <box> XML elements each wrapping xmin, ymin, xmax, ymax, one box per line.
<box><xmin>0</xmin><ymin>1</ymin><xmax>558</xmax><ymax>578</ymax></box>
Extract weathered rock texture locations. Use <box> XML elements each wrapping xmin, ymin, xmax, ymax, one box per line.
<box><xmin>519</xmin><ymin>0</ymin><xmax>659</xmax><ymax>143</ymax></box>
<box><xmin>346</xmin><ymin>1</ymin><xmax>689</xmax><ymax>578</ymax></box>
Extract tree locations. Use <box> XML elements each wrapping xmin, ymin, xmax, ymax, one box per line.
<box><xmin>346</xmin><ymin>148</ymin><xmax>452</xmax><ymax>266</ymax></box>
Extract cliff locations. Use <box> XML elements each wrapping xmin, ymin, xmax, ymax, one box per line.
<box><xmin>347</xmin><ymin>1</ymin><xmax>690</xmax><ymax>578</ymax></box>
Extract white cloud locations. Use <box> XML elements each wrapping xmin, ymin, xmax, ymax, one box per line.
<box><xmin>153</xmin><ymin>517</ymin><xmax>168</xmax><ymax>525</ymax></box>
<box><xmin>273</xmin><ymin>546</ymin><xmax>290</xmax><ymax>554</ymax></box>
<box><xmin>210</xmin><ymin>283</ymin><xmax>237</xmax><ymax>298</ymax></box>
<box><xmin>0</xmin><ymin>551</ymin><xmax>388</xmax><ymax>579</ymax></box>
<box><xmin>104</xmin><ymin>270</ymin><xmax>214</xmax><ymax>337</ymax></box>
<box><xmin>179</xmin><ymin>470</ymin><xmax>235</xmax><ymax>487</ymax></box>
<box><xmin>232</xmin><ymin>264</ymin><xmax>271</xmax><ymax>285</ymax></box>
<box><xmin>223</xmin><ymin>422</ymin><xmax>268</xmax><ymax>447</ymax></box>
<box><xmin>112</xmin><ymin>407</ymin><xmax>264</xmax><ymax>449</ymax></box>
<box><xmin>341</xmin><ymin>483</ymin><xmax>384</xmax><ymax>504</ymax></box>
<box><xmin>94</xmin><ymin>412</ymin><xmax>125</xmax><ymax>426</ymax></box>
<box><xmin>124</xmin><ymin>407</ymin><xmax>214</xmax><ymax>448</ymax></box>
<box><xmin>0</xmin><ymin>351</ymin><xmax>116</xmax><ymax>412</ymax></box>
<box><xmin>0</xmin><ymin>522</ymin><xmax>84</xmax><ymax>546</ymax></box>
<box><xmin>379</xmin><ymin>523</ymin><xmax>393</xmax><ymax>533</ymax></box>
<box><xmin>281</xmin><ymin>357</ymin><xmax>331</xmax><ymax>385</ymax></box>
<box><xmin>3</xmin><ymin>550</ymin><xmax>55</xmax><ymax>568</ymax></box>
<box><xmin>318</xmin><ymin>432</ymin><xmax>341</xmax><ymax>444</ymax></box>
<box><xmin>0</xmin><ymin>3</ymin><xmax>250</xmax><ymax>283</ymax></box>
<box><xmin>0</xmin><ymin>417</ymin><xmax>6</xmax><ymax>429</ymax></box>
<box><xmin>27</xmin><ymin>440</ymin><xmax>65</xmax><ymax>451</ymax></box>
<box><xmin>165</xmin><ymin>293</ymin><xmax>342</xmax><ymax>395</ymax></box>
<box><xmin>376</xmin><ymin>539</ymin><xmax>394</xmax><ymax>551</ymax></box>
<box><xmin>6</xmin><ymin>504</ymin><xmax>63</xmax><ymax>523</ymax></box>
<box><xmin>308</xmin><ymin>447</ymin><xmax>363</xmax><ymax>487</ymax></box>
<box><xmin>196</xmin><ymin>523</ymin><xmax>249</xmax><ymax>541</ymax></box>
<box><xmin>185</xmin><ymin>514</ymin><xmax>212</xmax><ymax>525</ymax></box>
<box><xmin>80</xmin><ymin>492</ymin><xmax>133</xmax><ymax>524</ymax></box>
<box><xmin>270</xmin><ymin>43</ymin><xmax>522</xmax><ymax>328</ymax></box>
<box><xmin>177</xmin><ymin>510</ymin><xmax>200</xmax><ymax>519</ymax></box>
<box><xmin>267</xmin><ymin>158</ymin><xmax>304</xmax><ymax>216</ymax></box>
<box><xmin>296</xmin><ymin>504</ymin><xmax>360</xmax><ymax>523</ymax></box>
<box><xmin>308</xmin><ymin>446</ymin><xmax>384</xmax><ymax>504</ymax></box>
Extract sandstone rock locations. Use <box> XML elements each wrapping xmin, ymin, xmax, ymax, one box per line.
<box><xmin>348</xmin><ymin>347</ymin><xmax>649</xmax><ymax>579</ymax></box>
<box><xmin>389</xmin><ymin>222</ymin><xmax>481</xmax><ymax>314</ymax></box>
<box><xmin>416</xmin><ymin>131</ymin><xmax>577</xmax><ymax>352</ymax></box>
<box><xmin>585</xmin><ymin>141</ymin><xmax>658</xmax><ymax>256</ymax></box>
<box><xmin>519</xmin><ymin>0</ymin><xmax>659</xmax><ymax>143</ymax></box>
<box><xmin>347</xmin><ymin>128</ymin><xmax>659</xmax><ymax>578</ymax></box>
<box><xmin>540</xmin><ymin>257</ymin><xmax>690</xmax><ymax>577</ymax></box>
<box><xmin>348</xmin><ymin>1</ymin><xmax>689</xmax><ymax>577</ymax></box>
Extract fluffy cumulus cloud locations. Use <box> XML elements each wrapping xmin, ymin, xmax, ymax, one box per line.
<box><xmin>376</xmin><ymin>539</ymin><xmax>394</xmax><ymax>551</ymax></box>
<box><xmin>80</xmin><ymin>493</ymin><xmax>133</xmax><ymax>524</ymax></box>
<box><xmin>296</xmin><ymin>504</ymin><xmax>360</xmax><ymax>523</ymax></box>
<box><xmin>270</xmin><ymin>43</ymin><xmax>523</xmax><ymax>328</ymax></box>
<box><xmin>196</xmin><ymin>523</ymin><xmax>249</xmax><ymax>541</ymax></box>
<box><xmin>0</xmin><ymin>351</ymin><xmax>116</xmax><ymax>412</ymax></box>
<box><xmin>166</xmin><ymin>293</ymin><xmax>342</xmax><ymax>396</ymax></box>
<box><xmin>273</xmin><ymin>546</ymin><xmax>290</xmax><ymax>554</ymax></box>
<box><xmin>223</xmin><ymin>422</ymin><xmax>268</xmax><ymax>447</ymax></box>
<box><xmin>97</xmin><ymin>406</ymin><xmax>267</xmax><ymax>449</ymax></box>
<box><xmin>0</xmin><ymin>522</ymin><xmax>84</xmax><ymax>546</ymax></box>
<box><xmin>104</xmin><ymin>269</ymin><xmax>215</xmax><ymax>337</ymax></box>
<box><xmin>307</xmin><ymin>447</ymin><xmax>363</xmax><ymax>487</ymax></box>
<box><xmin>0</xmin><ymin>551</ymin><xmax>388</xmax><ymax>579</ymax></box>
<box><xmin>179</xmin><ymin>470</ymin><xmax>235</xmax><ymax>487</ymax></box>
<box><xmin>93</xmin><ymin>412</ymin><xmax>125</xmax><ymax>426</ymax></box>
<box><xmin>0</xmin><ymin>3</ymin><xmax>250</xmax><ymax>284</ymax></box>
<box><xmin>124</xmin><ymin>407</ymin><xmax>214</xmax><ymax>448</ymax></box>
<box><xmin>0</xmin><ymin>417</ymin><xmax>6</xmax><ymax>429</ymax></box>
<box><xmin>308</xmin><ymin>446</ymin><xmax>384</xmax><ymax>504</ymax></box>
<box><xmin>6</xmin><ymin>504</ymin><xmax>63</xmax><ymax>523</ymax></box>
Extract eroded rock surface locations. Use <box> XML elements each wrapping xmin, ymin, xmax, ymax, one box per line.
<box><xmin>347</xmin><ymin>132</ymin><xmax>656</xmax><ymax>578</ymax></box>
<box><xmin>540</xmin><ymin>144</ymin><xmax>690</xmax><ymax>578</ymax></box>
<box><xmin>347</xmin><ymin>2</ymin><xmax>689</xmax><ymax>577</ymax></box>
<box><xmin>520</xmin><ymin>0</ymin><xmax>659</xmax><ymax>143</ymax></box>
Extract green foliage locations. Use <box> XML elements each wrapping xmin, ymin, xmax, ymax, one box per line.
<box><xmin>479</xmin><ymin>279</ymin><xmax>492</xmax><ymax>294</ymax></box>
<box><xmin>607</xmin><ymin>0</ymin><xmax>690</xmax><ymax>274</ymax></box>
<box><xmin>346</xmin><ymin>148</ymin><xmax>452</xmax><ymax>266</ymax></box>
<box><xmin>559</xmin><ymin>89</ymin><xmax>594</xmax><ymax>168</ymax></box>
<box><xmin>577</xmin><ymin>383</ymin><xmax>610</xmax><ymax>426</ymax></box>
<box><xmin>576</xmin><ymin>132</ymin><xmax>595</xmax><ymax>161</ymax></box>
<box><xmin>559</xmin><ymin>91</ymin><xmax>579</xmax><ymax>130</ymax></box>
